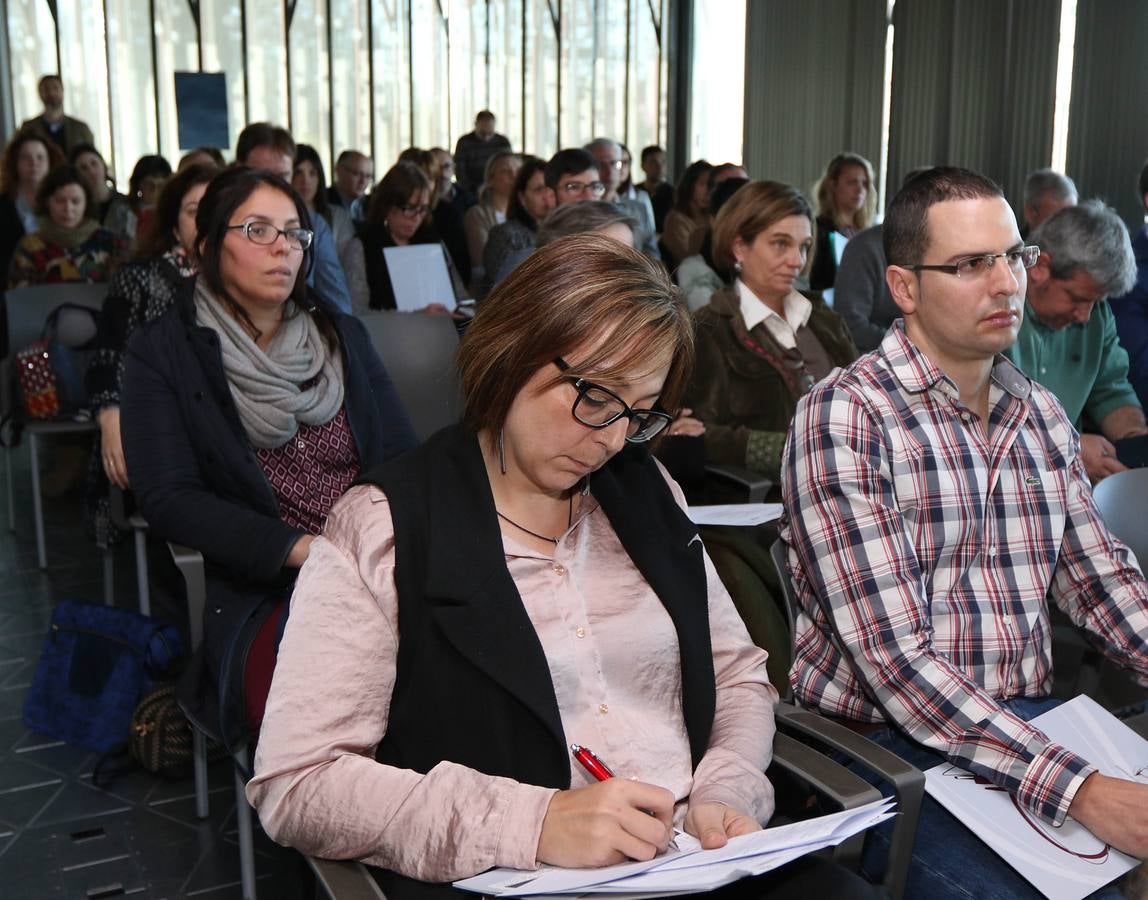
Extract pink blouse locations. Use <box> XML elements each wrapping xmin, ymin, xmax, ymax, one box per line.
<box><xmin>247</xmin><ymin>468</ymin><xmax>777</xmax><ymax>882</ymax></box>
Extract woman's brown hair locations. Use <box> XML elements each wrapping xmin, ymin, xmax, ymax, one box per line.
<box><xmin>135</xmin><ymin>162</ymin><xmax>218</xmax><ymax>260</ymax></box>
<box><xmin>457</xmin><ymin>232</ymin><xmax>694</xmax><ymax>434</ymax></box>
<box><xmin>711</xmin><ymin>180</ymin><xmax>815</xmax><ymax>277</ymax></box>
<box><xmin>1</xmin><ymin>132</ymin><xmax>66</xmax><ymax>197</ymax></box>
<box><xmin>366</xmin><ymin>161</ymin><xmax>431</xmax><ymax>226</ymax></box>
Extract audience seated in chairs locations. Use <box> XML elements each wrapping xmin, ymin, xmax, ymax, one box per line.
<box><xmin>69</xmin><ymin>143</ymin><xmax>135</xmax><ymax>246</ymax></box>
<box><xmin>676</xmin><ymin>176</ymin><xmax>748</xmax><ymax>311</ymax></box>
<box><xmin>463</xmin><ymin>150</ymin><xmax>520</xmax><ymax>294</ymax></box>
<box><xmin>84</xmin><ymin>162</ymin><xmax>219</xmax><ymax>549</ymax></box>
<box><xmin>126</xmin><ymin>153</ymin><xmax>172</xmax><ymax>244</ymax></box>
<box><xmin>481</xmin><ymin>154</ymin><xmax>553</xmax><ymax>296</ymax></box>
<box><xmin>357</xmin><ymin>161</ymin><xmax>466</xmax><ymax>313</ymax></box>
<box><xmin>808</xmin><ymin>152</ymin><xmax>875</xmax><ymax>294</ymax></box>
<box><xmin>636</xmin><ymin>144</ymin><xmax>674</xmax><ymax>234</ymax></box>
<box><xmin>119</xmin><ymin>167</ymin><xmax>417</xmax><ymax>746</ymax></box>
<box><xmin>661</xmin><ymin>159</ymin><xmax>714</xmax><ymax>268</ymax></box>
<box><xmin>1110</xmin><ymin>159</ymin><xmax>1148</xmax><ymax>411</ymax></box>
<box><xmin>683</xmin><ymin>180</ymin><xmax>857</xmax><ymax>483</ymax></box>
<box><xmin>292</xmin><ymin>143</ymin><xmax>367</xmax><ymax>314</ymax></box>
<box><xmin>246</xmin><ymin>232</ymin><xmax>881</xmax><ymax>900</ymax></box>
<box><xmin>782</xmin><ymin>165</ymin><xmax>1148</xmax><ymax>898</ymax></box>
<box><xmin>236</xmin><ymin>121</ymin><xmax>354</xmax><ymax>315</ymax></box>
<box><xmin>0</xmin><ymin>132</ymin><xmax>66</xmax><ymax>280</ymax></box>
<box><xmin>8</xmin><ymin>164</ymin><xmax>124</xmax><ymax>288</ymax></box>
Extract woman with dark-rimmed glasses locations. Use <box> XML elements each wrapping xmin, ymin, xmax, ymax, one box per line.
<box><xmin>247</xmin><ymin>233</ymin><xmax>879</xmax><ymax>900</ymax></box>
<box><xmin>120</xmin><ymin>166</ymin><xmax>416</xmax><ymax>744</ymax></box>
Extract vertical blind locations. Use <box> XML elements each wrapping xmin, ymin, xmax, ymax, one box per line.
<box><xmin>742</xmin><ymin>0</ymin><xmax>886</xmax><ymax>201</ymax></box>
<box><xmin>887</xmin><ymin>0</ymin><xmax>1059</xmax><ymax>218</ymax></box>
<box><xmin>1066</xmin><ymin>0</ymin><xmax>1148</xmax><ymax>231</ymax></box>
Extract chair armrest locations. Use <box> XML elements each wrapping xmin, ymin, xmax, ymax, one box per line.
<box><xmin>770</xmin><ymin>731</ymin><xmax>880</xmax><ymax>810</ymax></box>
<box><xmin>306</xmin><ymin>856</ymin><xmax>387</xmax><ymax>900</ymax></box>
<box><xmin>776</xmin><ymin>704</ymin><xmax>923</xmax><ymax>900</ymax></box>
<box><xmin>704</xmin><ymin>464</ymin><xmax>772</xmax><ymax>502</ymax></box>
<box><xmin>168</xmin><ymin>542</ymin><xmax>207</xmax><ymax>651</ymax></box>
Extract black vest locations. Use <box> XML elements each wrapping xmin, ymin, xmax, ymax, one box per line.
<box><xmin>360</xmin><ymin>424</ymin><xmax>715</xmax><ymax>900</ymax></box>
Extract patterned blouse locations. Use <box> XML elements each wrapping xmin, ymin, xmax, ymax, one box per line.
<box><xmin>254</xmin><ymin>406</ymin><xmax>361</xmax><ymax>536</ymax></box>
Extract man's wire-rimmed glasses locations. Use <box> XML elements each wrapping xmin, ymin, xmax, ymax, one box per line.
<box><xmin>554</xmin><ymin>357</ymin><xmax>671</xmax><ymax>443</ymax></box>
<box><xmin>909</xmin><ymin>245</ymin><xmax>1039</xmax><ymax>279</ymax></box>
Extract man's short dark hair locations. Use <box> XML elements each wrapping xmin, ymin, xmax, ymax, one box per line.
<box><xmin>235</xmin><ymin>122</ymin><xmax>296</xmax><ymax>164</ymax></box>
<box><xmin>475</xmin><ymin>110</ymin><xmax>495</xmax><ymax>124</ymax></box>
<box><xmin>640</xmin><ymin>145</ymin><xmax>664</xmax><ymax>165</ymax></box>
<box><xmin>883</xmin><ymin>166</ymin><xmax>1004</xmax><ymax>267</ymax></box>
<box><xmin>544</xmin><ymin>148</ymin><xmax>598</xmax><ymax>190</ymax></box>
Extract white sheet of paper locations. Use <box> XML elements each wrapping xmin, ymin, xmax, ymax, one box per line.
<box><xmin>686</xmin><ymin>504</ymin><xmax>783</xmax><ymax>527</ymax></box>
<box><xmin>924</xmin><ymin>695</ymin><xmax>1147</xmax><ymax>900</ymax></box>
<box><xmin>382</xmin><ymin>244</ymin><xmax>455</xmax><ymax>311</ymax></box>
<box><xmin>453</xmin><ymin>798</ymin><xmax>894</xmax><ymax>896</ymax></box>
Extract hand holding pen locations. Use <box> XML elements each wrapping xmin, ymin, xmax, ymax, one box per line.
<box><xmin>534</xmin><ymin>743</ymin><xmax>676</xmax><ymax>869</ymax></box>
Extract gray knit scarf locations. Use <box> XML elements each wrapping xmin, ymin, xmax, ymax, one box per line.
<box><xmin>194</xmin><ymin>279</ymin><xmax>344</xmax><ymax>449</ymax></box>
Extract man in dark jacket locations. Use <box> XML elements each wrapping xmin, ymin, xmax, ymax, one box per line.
<box><xmin>453</xmin><ymin>110</ymin><xmax>512</xmax><ymax>195</ymax></box>
<box><xmin>19</xmin><ymin>75</ymin><xmax>94</xmax><ymax>154</ymax></box>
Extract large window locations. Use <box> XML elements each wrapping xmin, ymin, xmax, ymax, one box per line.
<box><xmin>5</xmin><ymin>0</ymin><xmax>673</xmax><ymax>187</ymax></box>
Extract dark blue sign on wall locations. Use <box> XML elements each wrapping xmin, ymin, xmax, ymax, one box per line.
<box><xmin>174</xmin><ymin>72</ymin><xmax>229</xmax><ymax>150</ymax></box>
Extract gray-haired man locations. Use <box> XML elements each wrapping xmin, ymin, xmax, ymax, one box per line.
<box><xmin>1008</xmin><ymin>200</ymin><xmax>1145</xmax><ymax>480</ymax></box>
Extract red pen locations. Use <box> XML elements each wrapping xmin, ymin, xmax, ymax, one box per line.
<box><xmin>571</xmin><ymin>743</ymin><xmax>615</xmax><ymax>782</ymax></box>
<box><xmin>571</xmin><ymin>743</ymin><xmax>678</xmax><ymax>849</ymax></box>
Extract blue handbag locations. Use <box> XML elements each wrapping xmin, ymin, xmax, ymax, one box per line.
<box><xmin>22</xmin><ymin>600</ymin><xmax>184</xmax><ymax>754</ymax></box>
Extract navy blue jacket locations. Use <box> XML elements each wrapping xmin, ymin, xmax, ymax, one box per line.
<box><xmin>121</xmin><ymin>287</ymin><xmax>416</xmax><ymax>738</ymax></box>
<box><xmin>1111</xmin><ymin>226</ymin><xmax>1148</xmax><ymax>410</ymax></box>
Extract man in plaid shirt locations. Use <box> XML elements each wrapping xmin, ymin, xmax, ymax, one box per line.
<box><xmin>782</xmin><ymin>167</ymin><xmax>1148</xmax><ymax>896</ymax></box>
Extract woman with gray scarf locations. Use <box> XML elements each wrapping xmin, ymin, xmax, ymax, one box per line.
<box><xmin>121</xmin><ymin>167</ymin><xmax>417</xmax><ymax>743</ymax></box>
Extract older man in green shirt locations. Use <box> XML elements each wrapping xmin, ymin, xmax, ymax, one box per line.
<box><xmin>1008</xmin><ymin>200</ymin><xmax>1145</xmax><ymax>481</ymax></box>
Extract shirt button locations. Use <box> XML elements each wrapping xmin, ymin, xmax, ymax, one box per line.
<box><xmin>1041</xmin><ymin>367</ymin><xmax>1047</xmax><ymax>374</ymax></box>
<box><xmin>598</xmin><ymin>703</ymin><xmax>609</xmax><ymax>715</ymax></box>
<box><xmin>553</xmin><ymin>564</ymin><xmax>566</xmax><ymax>576</ymax></box>
<box><xmin>1002</xmin><ymin>614</ymin><xmax>1013</xmax><ymax>625</ymax></box>
<box><xmin>987</xmin><ymin>546</ymin><xmax>998</xmax><ymax>557</ymax></box>
<box><xmin>297</xmin><ymin>439</ymin><xmax>305</xmax><ymax>449</ymax></box>
<box><xmin>575</xmin><ymin>627</ymin><xmax>586</xmax><ymax>638</ymax></box>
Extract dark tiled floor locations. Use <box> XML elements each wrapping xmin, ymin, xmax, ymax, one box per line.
<box><xmin>1</xmin><ymin>445</ymin><xmax>304</xmax><ymax>899</ymax></box>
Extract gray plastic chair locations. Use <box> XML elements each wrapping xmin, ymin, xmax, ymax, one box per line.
<box><xmin>358</xmin><ymin>310</ymin><xmax>462</xmax><ymax>441</ymax></box>
<box><xmin>1091</xmin><ymin>467</ymin><xmax>1148</xmax><ymax>568</ymax></box>
<box><xmin>770</xmin><ymin>538</ymin><xmax>924</xmax><ymax>900</ymax></box>
<box><xmin>2</xmin><ymin>282</ymin><xmax>108</xmax><ymax>569</ymax></box>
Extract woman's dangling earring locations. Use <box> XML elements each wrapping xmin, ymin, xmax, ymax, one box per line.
<box><xmin>581</xmin><ymin>476</ymin><xmax>590</xmax><ymax>497</ymax></box>
<box><xmin>733</xmin><ymin>259</ymin><xmax>743</xmax><ymax>276</ymax></box>
<box><xmin>498</xmin><ymin>429</ymin><xmax>507</xmax><ymax>475</ymax></box>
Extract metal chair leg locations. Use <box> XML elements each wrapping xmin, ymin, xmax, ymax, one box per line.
<box><xmin>102</xmin><ymin>547</ymin><xmax>114</xmax><ymax>605</ymax></box>
<box><xmin>193</xmin><ymin>730</ymin><xmax>210</xmax><ymax>819</ymax></box>
<box><xmin>233</xmin><ymin>745</ymin><xmax>257</xmax><ymax>900</ymax></box>
<box><xmin>133</xmin><ymin>528</ymin><xmax>150</xmax><ymax>615</ymax></box>
<box><xmin>29</xmin><ymin>432</ymin><xmax>46</xmax><ymax>569</ymax></box>
<box><xmin>4</xmin><ymin>444</ymin><xmax>13</xmax><ymax>532</ymax></box>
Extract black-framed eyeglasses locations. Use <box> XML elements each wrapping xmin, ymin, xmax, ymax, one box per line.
<box><xmin>226</xmin><ymin>221</ymin><xmax>313</xmax><ymax>251</ymax></box>
<box><xmin>554</xmin><ymin>357</ymin><xmax>672</xmax><ymax>443</ymax></box>
<box><xmin>909</xmin><ymin>245</ymin><xmax>1039</xmax><ymax>279</ymax></box>
<box><xmin>559</xmin><ymin>180</ymin><xmax>606</xmax><ymax>197</ymax></box>
<box><xmin>397</xmin><ymin>203</ymin><xmax>430</xmax><ymax>217</ymax></box>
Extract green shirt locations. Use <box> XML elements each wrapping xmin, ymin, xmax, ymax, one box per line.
<box><xmin>1007</xmin><ymin>300</ymin><xmax>1141</xmax><ymax>429</ymax></box>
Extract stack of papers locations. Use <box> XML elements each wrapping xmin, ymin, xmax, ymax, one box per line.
<box><xmin>924</xmin><ymin>695</ymin><xmax>1148</xmax><ymax>900</ymax></box>
<box><xmin>454</xmin><ymin>798</ymin><xmax>894</xmax><ymax>895</ymax></box>
<box><xmin>686</xmin><ymin>504</ymin><xmax>783</xmax><ymax>527</ymax></box>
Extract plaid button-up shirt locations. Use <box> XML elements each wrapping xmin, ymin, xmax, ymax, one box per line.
<box><xmin>781</xmin><ymin>323</ymin><xmax>1148</xmax><ymax>825</ymax></box>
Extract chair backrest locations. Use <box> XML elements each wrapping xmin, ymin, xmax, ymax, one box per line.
<box><xmin>1091</xmin><ymin>468</ymin><xmax>1148</xmax><ymax>569</ymax></box>
<box><xmin>3</xmin><ymin>282</ymin><xmax>109</xmax><ymax>360</ymax></box>
<box><xmin>1</xmin><ymin>282</ymin><xmax>110</xmax><ymax>419</ymax></box>
<box><xmin>359</xmin><ymin>310</ymin><xmax>463</xmax><ymax>442</ymax></box>
<box><xmin>768</xmin><ymin>537</ymin><xmax>799</xmax><ymax>642</ymax></box>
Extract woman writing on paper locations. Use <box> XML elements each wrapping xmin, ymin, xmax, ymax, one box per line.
<box><xmin>247</xmin><ymin>234</ymin><xmax>878</xmax><ymax>899</ymax></box>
